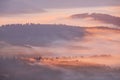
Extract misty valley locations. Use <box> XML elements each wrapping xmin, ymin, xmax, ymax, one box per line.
<box><xmin>0</xmin><ymin>24</ymin><xmax>120</xmax><ymax>80</ymax></box>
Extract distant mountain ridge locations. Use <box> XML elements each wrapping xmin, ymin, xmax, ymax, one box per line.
<box><xmin>0</xmin><ymin>24</ymin><xmax>86</xmax><ymax>46</ymax></box>
<box><xmin>0</xmin><ymin>24</ymin><xmax>119</xmax><ymax>46</ymax></box>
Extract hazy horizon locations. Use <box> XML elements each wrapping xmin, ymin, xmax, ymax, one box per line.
<box><xmin>0</xmin><ymin>0</ymin><xmax>120</xmax><ymax>27</ymax></box>
<box><xmin>0</xmin><ymin>0</ymin><xmax>120</xmax><ymax>80</ymax></box>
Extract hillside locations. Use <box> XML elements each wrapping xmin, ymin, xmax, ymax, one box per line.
<box><xmin>0</xmin><ymin>24</ymin><xmax>86</xmax><ymax>46</ymax></box>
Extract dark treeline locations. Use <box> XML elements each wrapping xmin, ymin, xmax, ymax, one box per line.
<box><xmin>0</xmin><ymin>23</ymin><xmax>86</xmax><ymax>46</ymax></box>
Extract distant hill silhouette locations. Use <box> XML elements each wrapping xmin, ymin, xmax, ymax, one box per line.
<box><xmin>70</xmin><ymin>13</ymin><xmax>120</xmax><ymax>26</ymax></box>
<box><xmin>0</xmin><ymin>24</ymin><xmax>86</xmax><ymax>46</ymax></box>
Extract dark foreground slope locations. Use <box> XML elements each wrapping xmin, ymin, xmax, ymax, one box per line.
<box><xmin>0</xmin><ymin>57</ymin><xmax>120</xmax><ymax>80</ymax></box>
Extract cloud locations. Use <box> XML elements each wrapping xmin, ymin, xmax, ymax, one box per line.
<box><xmin>70</xmin><ymin>13</ymin><xmax>120</xmax><ymax>26</ymax></box>
<box><xmin>0</xmin><ymin>0</ymin><xmax>45</xmax><ymax>16</ymax></box>
<box><xmin>23</xmin><ymin>0</ymin><xmax>120</xmax><ymax>8</ymax></box>
<box><xmin>0</xmin><ymin>0</ymin><xmax>120</xmax><ymax>15</ymax></box>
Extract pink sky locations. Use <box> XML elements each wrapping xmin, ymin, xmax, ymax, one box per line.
<box><xmin>0</xmin><ymin>5</ymin><xmax>120</xmax><ymax>27</ymax></box>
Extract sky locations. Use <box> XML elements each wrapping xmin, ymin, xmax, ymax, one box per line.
<box><xmin>0</xmin><ymin>0</ymin><xmax>120</xmax><ymax>27</ymax></box>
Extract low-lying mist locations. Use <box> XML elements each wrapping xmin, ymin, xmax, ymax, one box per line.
<box><xmin>0</xmin><ymin>24</ymin><xmax>120</xmax><ymax>80</ymax></box>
